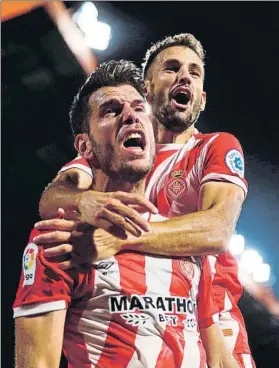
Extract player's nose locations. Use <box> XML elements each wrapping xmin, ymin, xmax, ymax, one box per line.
<box><xmin>177</xmin><ymin>67</ymin><xmax>192</xmax><ymax>85</ymax></box>
<box><xmin>121</xmin><ymin>103</ymin><xmax>139</xmax><ymax>125</ymax></box>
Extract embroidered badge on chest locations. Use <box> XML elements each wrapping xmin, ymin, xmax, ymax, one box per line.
<box><xmin>178</xmin><ymin>260</ymin><xmax>195</xmax><ymax>280</ymax></box>
<box><xmin>165</xmin><ymin>170</ymin><xmax>187</xmax><ymax>199</ymax></box>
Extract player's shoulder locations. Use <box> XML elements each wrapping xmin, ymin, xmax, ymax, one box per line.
<box><xmin>195</xmin><ymin>131</ymin><xmax>243</xmax><ymax>153</ymax></box>
<box><xmin>62</xmin><ymin>155</ymin><xmax>90</xmax><ymax>168</ymax></box>
<box><xmin>195</xmin><ymin>131</ymin><xmax>239</xmax><ymax>143</ymax></box>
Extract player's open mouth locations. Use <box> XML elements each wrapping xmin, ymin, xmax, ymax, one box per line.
<box><xmin>171</xmin><ymin>86</ymin><xmax>192</xmax><ymax>110</ymax></box>
<box><xmin>121</xmin><ymin>129</ymin><xmax>146</xmax><ymax>153</ymax></box>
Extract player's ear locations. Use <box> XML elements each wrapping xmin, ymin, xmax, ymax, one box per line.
<box><xmin>200</xmin><ymin>91</ymin><xmax>206</xmax><ymax>112</ymax></box>
<box><xmin>75</xmin><ymin>134</ymin><xmax>100</xmax><ymax>168</ymax></box>
<box><xmin>74</xmin><ymin>134</ymin><xmax>93</xmax><ymax>160</ymax></box>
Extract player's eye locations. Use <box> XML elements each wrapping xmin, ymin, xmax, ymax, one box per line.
<box><xmin>165</xmin><ymin>66</ymin><xmax>179</xmax><ymax>72</ymax></box>
<box><xmin>135</xmin><ymin>105</ymin><xmax>145</xmax><ymax>112</ymax></box>
<box><xmin>103</xmin><ymin>107</ymin><xmax>122</xmax><ymax>117</ymax></box>
<box><xmin>190</xmin><ymin>70</ymin><xmax>201</xmax><ymax>78</ymax></box>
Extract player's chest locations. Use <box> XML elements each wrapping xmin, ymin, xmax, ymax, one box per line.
<box><xmin>146</xmin><ymin>150</ymin><xmax>203</xmax><ymax>216</ymax></box>
<box><xmin>91</xmin><ymin>254</ymin><xmax>202</xmax><ymax>300</ymax></box>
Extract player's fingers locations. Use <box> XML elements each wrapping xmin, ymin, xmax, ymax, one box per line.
<box><xmin>96</xmin><ymin>208</ymin><xmax>142</xmax><ymax>237</ymax></box>
<box><xmin>43</xmin><ymin>244</ymin><xmax>73</xmax><ymax>257</ymax></box>
<box><xmin>33</xmin><ymin>231</ymin><xmax>72</xmax><ymax>244</ymax></box>
<box><xmin>57</xmin><ymin>252</ymin><xmax>87</xmax><ymax>269</ymax></box>
<box><xmin>106</xmin><ymin>225</ymin><xmax>128</xmax><ymax>240</ymax></box>
<box><xmin>103</xmin><ymin>201</ymin><xmax>151</xmax><ymax>232</ymax></box>
<box><xmin>57</xmin><ymin>260</ymin><xmax>75</xmax><ymax>270</ymax></box>
<box><xmin>113</xmin><ymin>192</ymin><xmax>158</xmax><ymax>214</ymax></box>
<box><xmin>34</xmin><ymin>219</ymin><xmax>76</xmax><ymax>231</ymax></box>
<box><xmin>63</xmin><ymin>209</ymin><xmax>82</xmax><ymax>222</ymax></box>
<box><xmin>57</xmin><ymin>208</ymin><xmax>66</xmax><ymax>217</ymax></box>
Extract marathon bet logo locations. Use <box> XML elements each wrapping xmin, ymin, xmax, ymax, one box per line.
<box><xmin>109</xmin><ymin>294</ymin><xmax>197</xmax><ymax>327</ymax></box>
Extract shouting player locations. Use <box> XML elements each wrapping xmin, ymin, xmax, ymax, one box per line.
<box><xmin>35</xmin><ymin>34</ymin><xmax>255</xmax><ymax>368</ymax></box>
<box><xmin>13</xmin><ymin>60</ymin><xmax>239</xmax><ymax>368</ymax></box>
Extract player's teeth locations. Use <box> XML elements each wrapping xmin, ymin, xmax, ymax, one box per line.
<box><xmin>126</xmin><ymin>133</ymin><xmax>141</xmax><ymax>140</ymax></box>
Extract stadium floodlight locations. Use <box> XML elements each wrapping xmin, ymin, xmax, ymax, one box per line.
<box><xmin>73</xmin><ymin>2</ymin><xmax>98</xmax><ymax>32</ymax></box>
<box><xmin>228</xmin><ymin>234</ymin><xmax>245</xmax><ymax>255</ymax></box>
<box><xmin>253</xmin><ymin>263</ymin><xmax>271</xmax><ymax>283</ymax></box>
<box><xmin>73</xmin><ymin>2</ymin><xmax>111</xmax><ymax>51</ymax></box>
<box><xmin>84</xmin><ymin>21</ymin><xmax>111</xmax><ymax>51</ymax></box>
<box><xmin>239</xmin><ymin>249</ymin><xmax>263</xmax><ymax>273</ymax></box>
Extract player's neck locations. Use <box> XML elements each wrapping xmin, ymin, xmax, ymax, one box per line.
<box><xmin>155</xmin><ymin>121</ymin><xmax>196</xmax><ymax>144</ymax></box>
<box><xmin>93</xmin><ymin>172</ymin><xmax>146</xmax><ymax>195</ymax></box>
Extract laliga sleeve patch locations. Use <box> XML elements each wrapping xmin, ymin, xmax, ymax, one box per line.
<box><xmin>22</xmin><ymin>243</ymin><xmax>39</xmax><ymax>286</ymax></box>
<box><xmin>225</xmin><ymin>149</ymin><xmax>244</xmax><ymax>178</ymax></box>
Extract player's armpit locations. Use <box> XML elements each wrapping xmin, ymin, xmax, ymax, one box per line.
<box><xmin>15</xmin><ymin>309</ymin><xmax>66</xmax><ymax>368</ymax></box>
<box><xmin>200</xmin><ymin>324</ymin><xmax>240</xmax><ymax>368</ymax></box>
<box><xmin>39</xmin><ymin>168</ymin><xmax>93</xmax><ymax>219</ymax></box>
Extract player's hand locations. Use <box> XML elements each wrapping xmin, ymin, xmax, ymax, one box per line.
<box><xmin>33</xmin><ymin>217</ymin><xmax>123</xmax><ymax>268</ymax></box>
<box><xmin>75</xmin><ymin>190</ymin><xmax>157</xmax><ymax>238</ymax></box>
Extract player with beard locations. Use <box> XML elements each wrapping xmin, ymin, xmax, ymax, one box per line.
<box><xmin>13</xmin><ymin>60</ymin><xmax>239</xmax><ymax>368</ymax></box>
<box><xmin>32</xmin><ymin>34</ymin><xmax>254</xmax><ymax>367</ymax></box>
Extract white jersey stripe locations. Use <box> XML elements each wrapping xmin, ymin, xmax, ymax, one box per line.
<box><xmin>145</xmin><ymin>150</ymin><xmax>182</xmax><ymax>200</ymax></box>
<box><xmin>13</xmin><ymin>300</ymin><xmax>66</xmax><ymax>317</ymax></box>
<box><xmin>207</xmin><ymin>255</ymin><xmax>218</xmax><ymax>280</ymax></box>
<box><xmin>218</xmin><ymin>291</ymin><xmax>240</xmax><ymax>353</ymax></box>
<box><xmin>127</xmin><ymin>257</ymin><xmax>173</xmax><ymax>367</ymax></box>
<box><xmin>146</xmin><ymin>136</ymin><xmax>200</xmax><ymax>201</ymax></box>
<box><xmin>201</xmin><ymin>173</ymin><xmax>248</xmax><ymax>196</ymax></box>
<box><xmin>242</xmin><ymin>353</ymin><xmax>254</xmax><ymax>368</ymax></box>
<box><xmin>60</xmin><ymin>162</ymin><xmax>93</xmax><ymax>177</ymax></box>
<box><xmin>180</xmin><ymin>332</ymin><xmax>202</xmax><ymax>367</ymax></box>
<box><xmin>72</xmin><ymin>257</ymin><xmax>120</xmax><ymax>367</ymax></box>
<box><xmin>193</xmin><ymin>134</ymin><xmax>219</xmax><ymax>183</ymax></box>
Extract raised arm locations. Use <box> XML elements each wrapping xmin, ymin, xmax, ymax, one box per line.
<box><xmin>15</xmin><ymin>310</ymin><xmax>66</xmax><ymax>368</ymax></box>
<box><xmin>123</xmin><ymin>181</ymin><xmax>244</xmax><ymax>255</ymax></box>
<box><xmin>33</xmin><ymin>181</ymin><xmax>244</xmax><ymax>264</ymax></box>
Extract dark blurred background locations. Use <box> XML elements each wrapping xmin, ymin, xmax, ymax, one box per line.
<box><xmin>2</xmin><ymin>1</ymin><xmax>279</xmax><ymax>367</ymax></box>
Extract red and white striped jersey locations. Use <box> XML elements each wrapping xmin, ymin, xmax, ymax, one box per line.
<box><xmin>58</xmin><ymin>130</ymin><xmax>252</xmax><ymax>356</ymax></box>
<box><xmin>13</xmin><ymin>214</ymin><xmax>218</xmax><ymax>368</ymax></box>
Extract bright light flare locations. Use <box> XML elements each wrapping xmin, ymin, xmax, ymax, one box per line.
<box><xmin>239</xmin><ymin>249</ymin><xmax>263</xmax><ymax>273</ymax></box>
<box><xmin>73</xmin><ymin>2</ymin><xmax>98</xmax><ymax>32</ymax></box>
<box><xmin>253</xmin><ymin>263</ymin><xmax>271</xmax><ymax>282</ymax></box>
<box><xmin>84</xmin><ymin>21</ymin><xmax>111</xmax><ymax>51</ymax></box>
<box><xmin>73</xmin><ymin>2</ymin><xmax>111</xmax><ymax>51</ymax></box>
<box><xmin>229</xmin><ymin>234</ymin><xmax>245</xmax><ymax>255</ymax></box>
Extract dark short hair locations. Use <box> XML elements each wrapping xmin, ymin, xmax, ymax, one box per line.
<box><xmin>142</xmin><ymin>33</ymin><xmax>205</xmax><ymax>79</ymax></box>
<box><xmin>70</xmin><ymin>60</ymin><xmax>145</xmax><ymax>135</ymax></box>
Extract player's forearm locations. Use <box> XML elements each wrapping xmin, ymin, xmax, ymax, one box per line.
<box><xmin>207</xmin><ymin>354</ymin><xmax>240</xmax><ymax>368</ymax></box>
<box><xmin>200</xmin><ymin>326</ymin><xmax>240</xmax><ymax>368</ymax></box>
<box><xmin>39</xmin><ymin>179</ymin><xmax>84</xmax><ymax>219</ymax></box>
<box><xmin>123</xmin><ymin>208</ymin><xmax>231</xmax><ymax>256</ymax></box>
<box><xmin>15</xmin><ymin>312</ymin><xmax>65</xmax><ymax>368</ymax></box>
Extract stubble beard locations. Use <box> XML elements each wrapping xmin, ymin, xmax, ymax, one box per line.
<box><xmin>151</xmin><ymin>90</ymin><xmax>203</xmax><ymax>133</ymax></box>
<box><xmin>89</xmin><ymin>135</ymin><xmax>155</xmax><ymax>183</ymax></box>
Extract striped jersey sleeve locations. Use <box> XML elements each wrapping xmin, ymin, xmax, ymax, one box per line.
<box><xmin>197</xmin><ymin>256</ymin><xmax>219</xmax><ymax>328</ymax></box>
<box><xmin>13</xmin><ymin>229</ymin><xmax>78</xmax><ymax>318</ymax></box>
<box><xmin>201</xmin><ymin>132</ymin><xmax>248</xmax><ymax>196</ymax></box>
<box><xmin>59</xmin><ymin>156</ymin><xmax>93</xmax><ymax>177</ymax></box>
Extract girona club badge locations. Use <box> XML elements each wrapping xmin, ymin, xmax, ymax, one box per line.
<box><xmin>166</xmin><ymin>170</ymin><xmax>187</xmax><ymax>199</ymax></box>
<box><xmin>179</xmin><ymin>260</ymin><xmax>195</xmax><ymax>280</ymax></box>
